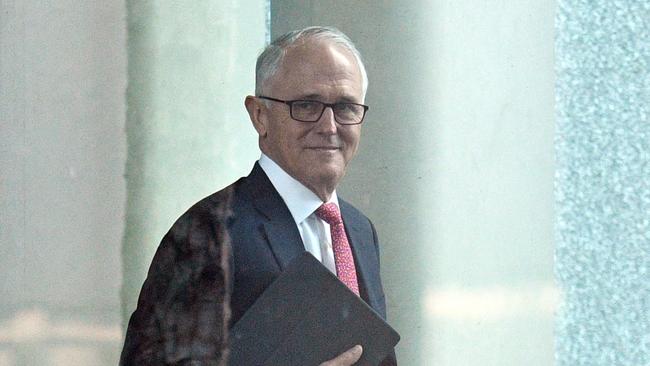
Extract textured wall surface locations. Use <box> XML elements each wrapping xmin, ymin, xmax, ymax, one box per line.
<box><xmin>555</xmin><ymin>1</ymin><xmax>650</xmax><ymax>365</ymax></box>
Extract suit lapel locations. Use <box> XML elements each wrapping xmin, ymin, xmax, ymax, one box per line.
<box><xmin>262</xmin><ymin>220</ymin><xmax>304</xmax><ymax>270</ymax></box>
<box><xmin>339</xmin><ymin>200</ymin><xmax>378</xmax><ymax>309</ymax></box>
<box><xmin>246</xmin><ymin>163</ymin><xmax>305</xmax><ymax>270</ymax></box>
<box><xmin>244</xmin><ymin>164</ymin><xmax>381</xmax><ymax>311</ymax></box>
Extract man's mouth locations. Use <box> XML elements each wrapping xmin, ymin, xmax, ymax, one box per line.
<box><xmin>307</xmin><ymin>146</ymin><xmax>340</xmax><ymax>150</ymax></box>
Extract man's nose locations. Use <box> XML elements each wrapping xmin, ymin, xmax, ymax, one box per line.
<box><xmin>315</xmin><ymin>106</ymin><xmax>338</xmax><ymax>134</ymax></box>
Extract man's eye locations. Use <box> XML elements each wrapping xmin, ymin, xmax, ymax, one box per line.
<box><xmin>293</xmin><ymin>101</ymin><xmax>320</xmax><ymax>111</ymax></box>
<box><xmin>335</xmin><ymin>103</ymin><xmax>361</xmax><ymax>117</ymax></box>
<box><xmin>334</xmin><ymin>103</ymin><xmax>353</xmax><ymax>112</ymax></box>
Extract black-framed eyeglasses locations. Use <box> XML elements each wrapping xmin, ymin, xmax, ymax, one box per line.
<box><xmin>257</xmin><ymin>96</ymin><xmax>369</xmax><ymax>125</ymax></box>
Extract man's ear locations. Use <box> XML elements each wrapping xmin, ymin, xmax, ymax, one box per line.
<box><xmin>245</xmin><ymin>96</ymin><xmax>268</xmax><ymax>137</ymax></box>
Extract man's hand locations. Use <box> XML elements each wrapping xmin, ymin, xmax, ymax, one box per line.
<box><xmin>319</xmin><ymin>345</ymin><xmax>363</xmax><ymax>366</ymax></box>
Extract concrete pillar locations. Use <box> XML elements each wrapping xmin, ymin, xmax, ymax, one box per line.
<box><xmin>272</xmin><ymin>2</ymin><xmax>555</xmax><ymax>365</ymax></box>
<box><xmin>121</xmin><ymin>0</ymin><xmax>268</xmax><ymax>325</ymax></box>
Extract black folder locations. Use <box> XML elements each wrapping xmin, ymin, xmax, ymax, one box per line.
<box><xmin>229</xmin><ymin>252</ymin><xmax>400</xmax><ymax>365</ymax></box>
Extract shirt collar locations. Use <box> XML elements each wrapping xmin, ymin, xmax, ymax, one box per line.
<box><xmin>259</xmin><ymin>153</ymin><xmax>339</xmax><ymax>225</ymax></box>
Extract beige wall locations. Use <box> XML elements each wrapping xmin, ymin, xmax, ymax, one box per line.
<box><xmin>1</xmin><ymin>1</ymin><xmax>127</xmax><ymax>365</ymax></box>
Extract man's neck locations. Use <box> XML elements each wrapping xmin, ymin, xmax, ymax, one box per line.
<box><xmin>258</xmin><ymin>154</ymin><xmax>339</xmax><ymax>224</ymax></box>
<box><xmin>259</xmin><ymin>153</ymin><xmax>336</xmax><ymax>202</ymax></box>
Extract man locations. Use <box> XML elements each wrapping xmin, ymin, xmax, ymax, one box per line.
<box><xmin>121</xmin><ymin>26</ymin><xmax>395</xmax><ymax>366</ymax></box>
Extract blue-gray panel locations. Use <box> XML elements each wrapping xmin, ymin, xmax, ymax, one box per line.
<box><xmin>555</xmin><ymin>1</ymin><xmax>650</xmax><ymax>364</ymax></box>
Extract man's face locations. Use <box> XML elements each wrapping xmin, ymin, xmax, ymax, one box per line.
<box><xmin>255</xmin><ymin>40</ymin><xmax>364</xmax><ymax>198</ymax></box>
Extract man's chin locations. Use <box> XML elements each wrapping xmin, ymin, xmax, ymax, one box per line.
<box><xmin>300</xmin><ymin>165</ymin><xmax>343</xmax><ymax>195</ymax></box>
<box><xmin>313</xmin><ymin>168</ymin><xmax>344</xmax><ymax>189</ymax></box>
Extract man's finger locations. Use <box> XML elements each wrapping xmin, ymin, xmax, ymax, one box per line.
<box><xmin>319</xmin><ymin>345</ymin><xmax>363</xmax><ymax>366</ymax></box>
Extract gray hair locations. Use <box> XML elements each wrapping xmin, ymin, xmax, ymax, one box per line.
<box><xmin>254</xmin><ymin>26</ymin><xmax>368</xmax><ymax>97</ymax></box>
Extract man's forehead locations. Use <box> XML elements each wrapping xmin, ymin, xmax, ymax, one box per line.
<box><xmin>269</xmin><ymin>40</ymin><xmax>362</xmax><ymax>91</ymax></box>
<box><xmin>283</xmin><ymin>39</ymin><xmax>351</xmax><ymax>66</ymax></box>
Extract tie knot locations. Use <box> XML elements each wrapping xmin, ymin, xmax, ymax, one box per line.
<box><xmin>315</xmin><ymin>203</ymin><xmax>343</xmax><ymax>226</ymax></box>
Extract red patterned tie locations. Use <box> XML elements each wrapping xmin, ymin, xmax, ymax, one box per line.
<box><xmin>315</xmin><ymin>203</ymin><xmax>360</xmax><ymax>296</ymax></box>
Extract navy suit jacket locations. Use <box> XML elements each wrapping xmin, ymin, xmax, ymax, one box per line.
<box><xmin>121</xmin><ymin>163</ymin><xmax>395</xmax><ymax>365</ymax></box>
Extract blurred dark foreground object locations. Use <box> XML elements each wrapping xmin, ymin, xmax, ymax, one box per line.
<box><xmin>120</xmin><ymin>188</ymin><xmax>233</xmax><ymax>366</ymax></box>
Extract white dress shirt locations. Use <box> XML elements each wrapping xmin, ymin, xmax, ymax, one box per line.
<box><xmin>258</xmin><ymin>154</ymin><xmax>337</xmax><ymax>274</ymax></box>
